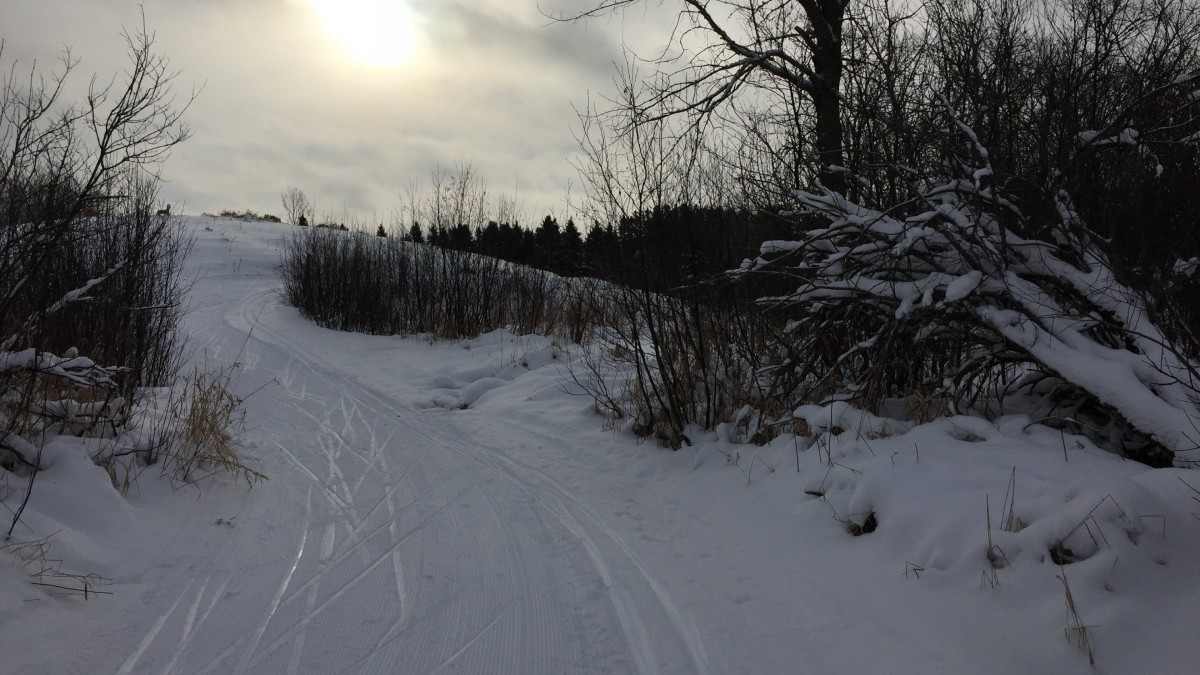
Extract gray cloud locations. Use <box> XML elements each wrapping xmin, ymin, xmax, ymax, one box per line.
<box><xmin>0</xmin><ymin>0</ymin><xmax>655</xmax><ymax>222</ymax></box>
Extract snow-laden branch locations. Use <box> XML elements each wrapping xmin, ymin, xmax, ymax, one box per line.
<box><xmin>0</xmin><ymin>348</ymin><xmax>124</xmax><ymax>388</ymax></box>
<box><xmin>743</xmin><ymin>107</ymin><xmax>1199</xmax><ymax>465</ymax></box>
<box><xmin>1</xmin><ymin>261</ymin><xmax>125</xmax><ymax>352</ymax></box>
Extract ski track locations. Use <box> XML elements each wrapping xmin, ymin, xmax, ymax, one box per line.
<box><xmin>113</xmin><ymin>243</ymin><xmax>710</xmax><ymax>674</ymax></box>
<box><xmin>241</xmin><ymin>288</ymin><xmax>709</xmax><ymax>675</ymax></box>
<box><xmin>115</xmin><ymin>577</ymin><xmax>197</xmax><ymax>675</ymax></box>
<box><xmin>234</xmin><ymin>484</ymin><xmax>313</xmax><ymax>675</ymax></box>
<box><xmin>164</xmin><ymin>575</ymin><xmax>231</xmax><ymax>675</ymax></box>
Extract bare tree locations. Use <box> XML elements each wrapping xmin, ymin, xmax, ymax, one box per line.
<box><xmin>403</xmin><ymin>162</ymin><xmax>494</xmax><ymax>238</ymax></box>
<box><xmin>281</xmin><ymin>185</ymin><xmax>312</xmax><ymax>225</ymax></box>
<box><xmin>2</xmin><ymin>20</ymin><xmax>197</xmax><ymax>527</ymax></box>
<box><xmin>560</xmin><ymin>0</ymin><xmax>851</xmax><ymax>194</ymax></box>
<box><xmin>1</xmin><ymin>20</ymin><xmax>194</xmax><ymax>339</ymax></box>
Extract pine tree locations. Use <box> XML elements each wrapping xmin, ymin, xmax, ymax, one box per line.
<box><xmin>534</xmin><ymin>215</ymin><xmax>562</xmax><ymax>270</ymax></box>
<box><xmin>560</xmin><ymin>218</ymin><xmax>584</xmax><ymax>276</ymax></box>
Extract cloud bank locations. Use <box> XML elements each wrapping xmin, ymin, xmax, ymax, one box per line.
<box><xmin>0</xmin><ymin>0</ymin><xmax>647</xmax><ymax>223</ymax></box>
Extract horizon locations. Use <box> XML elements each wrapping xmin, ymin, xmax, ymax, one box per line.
<box><xmin>0</xmin><ymin>0</ymin><xmax>667</xmax><ymax>223</ymax></box>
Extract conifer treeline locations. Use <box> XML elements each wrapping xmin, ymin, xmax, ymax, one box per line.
<box><xmin>399</xmin><ymin>204</ymin><xmax>791</xmax><ymax>291</ymax></box>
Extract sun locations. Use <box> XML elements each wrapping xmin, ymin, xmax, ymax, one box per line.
<box><xmin>310</xmin><ymin>0</ymin><xmax>416</xmax><ymax>68</ymax></box>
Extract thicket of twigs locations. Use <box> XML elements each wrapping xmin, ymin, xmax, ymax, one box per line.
<box><xmin>1</xmin><ymin>25</ymin><xmax>260</xmax><ymax>543</ymax></box>
<box><xmin>741</xmin><ymin>101</ymin><xmax>1200</xmax><ymax>466</ymax></box>
<box><xmin>555</xmin><ymin>0</ymin><xmax>1200</xmax><ymax>465</ymax></box>
<box><xmin>280</xmin><ymin>225</ymin><xmax>609</xmax><ymax>341</ymax></box>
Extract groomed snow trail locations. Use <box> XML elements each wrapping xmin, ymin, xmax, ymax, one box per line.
<box><xmin>104</xmin><ymin>220</ymin><xmax>710</xmax><ymax>674</ymax></box>
<box><xmin>13</xmin><ymin>218</ymin><xmax>1194</xmax><ymax>675</ymax></box>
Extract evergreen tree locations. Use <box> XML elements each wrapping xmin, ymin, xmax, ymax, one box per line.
<box><xmin>560</xmin><ymin>218</ymin><xmax>584</xmax><ymax>276</ymax></box>
<box><xmin>584</xmin><ymin>221</ymin><xmax>619</xmax><ymax>279</ymax></box>
<box><xmin>477</xmin><ymin>220</ymin><xmax>502</xmax><ymax>257</ymax></box>
<box><xmin>448</xmin><ymin>223</ymin><xmax>474</xmax><ymax>251</ymax></box>
<box><xmin>534</xmin><ymin>215</ymin><xmax>562</xmax><ymax>269</ymax></box>
<box><xmin>429</xmin><ymin>226</ymin><xmax>447</xmax><ymax>247</ymax></box>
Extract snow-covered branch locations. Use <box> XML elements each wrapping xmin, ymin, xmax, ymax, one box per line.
<box><xmin>744</xmin><ymin>107</ymin><xmax>1199</xmax><ymax>465</ymax></box>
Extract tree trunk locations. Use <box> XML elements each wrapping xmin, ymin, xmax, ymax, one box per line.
<box><xmin>803</xmin><ymin>0</ymin><xmax>848</xmax><ymax>195</ymax></box>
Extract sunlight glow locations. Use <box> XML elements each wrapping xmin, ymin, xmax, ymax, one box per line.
<box><xmin>310</xmin><ymin>0</ymin><xmax>415</xmax><ymax>67</ymax></box>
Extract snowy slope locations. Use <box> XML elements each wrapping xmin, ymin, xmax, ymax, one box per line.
<box><xmin>1</xmin><ymin>216</ymin><xmax>1198</xmax><ymax>674</ymax></box>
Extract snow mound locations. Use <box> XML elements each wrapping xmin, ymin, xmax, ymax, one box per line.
<box><xmin>420</xmin><ymin>331</ymin><xmax>569</xmax><ymax>410</ymax></box>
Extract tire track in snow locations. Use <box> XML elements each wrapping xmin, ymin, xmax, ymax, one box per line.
<box><xmin>466</xmin><ymin>448</ymin><xmax>662</xmax><ymax>675</ymax></box>
<box><xmin>238</xmin><ymin>310</ymin><xmax>565</xmax><ymax>671</ymax></box>
<box><xmin>448</xmin><ymin>410</ymin><xmax>716</xmax><ymax>674</ymax></box>
<box><xmin>497</xmin><ymin>438</ymin><xmax>713</xmax><ymax>675</ymax></box>
<box><xmin>235</xmin><ymin>290</ymin><xmax>421</xmax><ymax>569</ymax></box>
<box><xmin>356</xmin><ymin>400</ymin><xmax>412</xmax><ymax>637</ymax></box>
<box><xmin>267</xmin><ymin>464</ymin><xmax>468</xmax><ymax>610</ymax></box>
<box><xmin>245</xmin><ymin>345</ymin><xmax>469</xmax><ymax>665</ymax></box>
<box><xmin>286</xmin><ymin>578</ymin><xmax>321</xmax><ymax>675</ymax></box>
<box><xmin>260</xmin><ymin>374</ymin><xmax>413</xmax><ymax>669</ymax></box>
<box><xmin>388</xmin><ymin>405</ymin><xmax>712</xmax><ymax>675</ymax></box>
<box><xmin>277</xmin><ymin>378</ymin><xmax>402</xmax><ymax>551</ymax></box>
<box><xmin>340</xmin><ymin>585</ymin><xmax>472</xmax><ymax>673</ymax></box>
<box><xmin>271</xmin><ymin>439</ymin><xmax>354</xmax><ymax>514</ymax></box>
<box><xmin>325</xmin><ymin>391</ymin><xmax>698</xmax><ymax>672</ymax></box>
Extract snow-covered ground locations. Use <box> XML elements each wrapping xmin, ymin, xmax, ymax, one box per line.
<box><xmin>2</xmin><ymin>216</ymin><xmax>1198</xmax><ymax>674</ymax></box>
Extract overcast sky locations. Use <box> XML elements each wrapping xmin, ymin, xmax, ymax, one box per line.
<box><xmin>0</xmin><ymin>0</ymin><xmax>669</xmax><ymax>224</ymax></box>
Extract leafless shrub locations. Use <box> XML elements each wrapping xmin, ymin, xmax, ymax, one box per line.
<box><xmin>0</xmin><ymin>24</ymin><xmax>261</xmax><ymax>531</ymax></box>
<box><xmin>279</xmin><ymin>226</ymin><xmax>616</xmax><ymax>342</ymax></box>
<box><xmin>1</xmin><ymin>23</ymin><xmax>194</xmax><ymax>396</ymax></box>
<box><xmin>573</xmin><ymin>278</ymin><xmax>788</xmax><ymax>448</ymax></box>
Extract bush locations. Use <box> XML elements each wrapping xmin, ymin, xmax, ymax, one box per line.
<box><xmin>93</xmin><ymin>365</ymin><xmax>264</xmax><ymax>492</ymax></box>
<box><xmin>1</xmin><ymin>177</ymin><xmax>192</xmax><ymax>396</ymax></box>
<box><xmin>1</xmin><ymin>26</ymin><xmax>257</xmax><ymax>537</ymax></box>
<box><xmin>740</xmin><ymin>103</ymin><xmax>1199</xmax><ymax>466</ymax></box>
<box><xmin>572</xmin><ymin>281</ymin><xmax>786</xmax><ymax>448</ymax></box>
<box><xmin>280</xmin><ymin>225</ymin><xmax>609</xmax><ymax>341</ymax></box>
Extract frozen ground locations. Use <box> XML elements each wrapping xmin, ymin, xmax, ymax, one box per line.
<box><xmin>2</xmin><ymin>217</ymin><xmax>1198</xmax><ymax>674</ymax></box>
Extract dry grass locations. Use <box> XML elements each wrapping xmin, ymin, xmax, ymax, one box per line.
<box><xmin>19</xmin><ymin>377</ymin><xmax>126</xmax><ymax>439</ymax></box>
<box><xmin>1049</xmin><ymin>494</ymin><xmax>1132</xmax><ymax>565</ymax></box>
<box><xmin>984</xmin><ymin>469</ymin><xmax>1023</xmax><ymax>580</ymax></box>
<box><xmin>0</xmin><ymin>365</ymin><xmax>128</xmax><ymax>489</ymax></box>
<box><xmin>1000</xmin><ymin>468</ymin><xmax>1025</xmax><ymax>533</ymax></box>
<box><xmin>1</xmin><ymin>534</ymin><xmax>109</xmax><ymax>600</ymax></box>
<box><xmin>1057</xmin><ymin>568</ymin><xmax>1096</xmax><ymax>665</ymax></box>
<box><xmin>165</xmin><ymin>368</ymin><xmax>262</xmax><ymax>486</ymax></box>
<box><xmin>96</xmin><ymin>365</ymin><xmax>265</xmax><ymax>492</ymax></box>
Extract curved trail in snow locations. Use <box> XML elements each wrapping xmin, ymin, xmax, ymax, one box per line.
<box><xmin>239</xmin><ymin>286</ymin><xmax>709</xmax><ymax>674</ymax></box>
<box><xmin>14</xmin><ymin>219</ymin><xmax>1191</xmax><ymax>675</ymax></box>
<box><xmin>111</xmin><ymin>226</ymin><xmax>710</xmax><ymax>674</ymax></box>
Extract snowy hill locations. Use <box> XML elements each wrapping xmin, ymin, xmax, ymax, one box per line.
<box><xmin>1</xmin><ymin>216</ymin><xmax>1198</xmax><ymax>674</ymax></box>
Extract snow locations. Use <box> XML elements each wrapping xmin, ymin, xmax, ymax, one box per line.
<box><xmin>1171</xmin><ymin>70</ymin><xmax>1200</xmax><ymax>85</ymax></box>
<box><xmin>1078</xmin><ymin>128</ymin><xmax>1141</xmax><ymax>148</ymax></box>
<box><xmin>2</xmin><ymin>216</ymin><xmax>1199</xmax><ymax>673</ymax></box>
<box><xmin>944</xmin><ymin>270</ymin><xmax>983</xmax><ymax>303</ymax></box>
